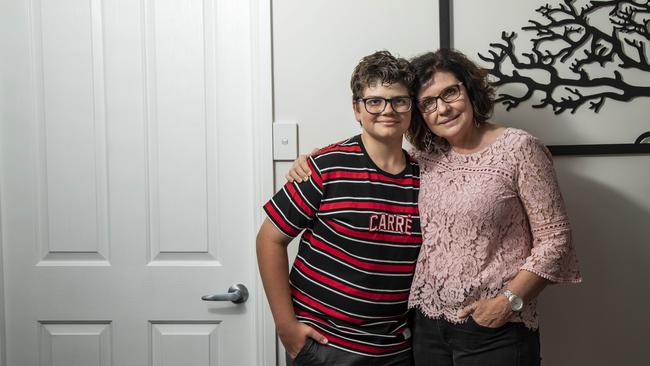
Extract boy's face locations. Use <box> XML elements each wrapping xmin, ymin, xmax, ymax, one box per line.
<box><xmin>353</xmin><ymin>82</ymin><xmax>412</xmax><ymax>143</ymax></box>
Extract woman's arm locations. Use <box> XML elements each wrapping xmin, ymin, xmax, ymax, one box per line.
<box><xmin>516</xmin><ymin>135</ymin><xmax>581</xmax><ymax>284</ymax></box>
<box><xmin>458</xmin><ymin>270</ymin><xmax>549</xmax><ymax>327</ymax></box>
<box><xmin>459</xmin><ymin>134</ymin><xmax>581</xmax><ymax>327</ymax></box>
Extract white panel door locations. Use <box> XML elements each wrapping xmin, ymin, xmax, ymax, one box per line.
<box><xmin>0</xmin><ymin>0</ymin><xmax>272</xmax><ymax>365</ymax></box>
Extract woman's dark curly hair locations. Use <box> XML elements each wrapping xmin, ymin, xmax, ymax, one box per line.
<box><xmin>350</xmin><ymin>50</ymin><xmax>418</xmax><ymax>101</ymax></box>
<box><xmin>406</xmin><ymin>48</ymin><xmax>496</xmax><ymax>152</ymax></box>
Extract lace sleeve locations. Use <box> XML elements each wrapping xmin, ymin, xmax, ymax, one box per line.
<box><xmin>516</xmin><ymin>136</ymin><xmax>582</xmax><ymax>283</ymax></box>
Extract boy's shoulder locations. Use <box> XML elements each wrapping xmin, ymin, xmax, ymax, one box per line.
<box><xmin>310</xmin><ymin>135</ymin><xmax>419</xmax><ymax>178</ymax></box>
<box><xmin>310</xmin><ymin>135</ymin><xmax>364</xmax><ymax>168</ymax></box>
<box><xmin>313</xmin><ymin>135</ymin><xmax>362</xmax><ymax>155</ymax></box>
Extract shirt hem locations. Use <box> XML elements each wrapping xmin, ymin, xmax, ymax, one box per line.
<box><xmin>409</xmin><ymin>302</ymin><xmax>539</xmax><ymax>330</ymax></box>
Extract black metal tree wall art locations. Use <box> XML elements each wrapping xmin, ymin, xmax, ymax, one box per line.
<box><xmin>438</xmin><ymin>0</ymin><xmax>650</xmax><ymax>155</ymax></box>
<box><xmin>479</xmin><ymin>0</ymin><xmax>650</xmax><ymax>115</ymax></box>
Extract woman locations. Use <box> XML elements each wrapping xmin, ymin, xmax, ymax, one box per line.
<box><xmin>287</xmin><ymin>48</ymin><xmax>581</xmax><ymax>366</ymax></box>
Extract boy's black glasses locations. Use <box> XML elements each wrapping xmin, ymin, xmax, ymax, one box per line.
<box><xmin>357</xmin><ymin>96</ymin><xmax>413</xmax><ymax>115</ymax></box>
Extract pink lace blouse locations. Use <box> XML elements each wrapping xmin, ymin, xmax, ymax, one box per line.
<box><xmin>408</xmin><ymin>128</ymin><xmax>582</xmax><ymax>329</ymax></box>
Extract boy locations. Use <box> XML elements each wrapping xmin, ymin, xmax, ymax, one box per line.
<box><xmin>257</xmin><ymin>51</ymin><xmax>421</xmax><ymax>365</ymax></box>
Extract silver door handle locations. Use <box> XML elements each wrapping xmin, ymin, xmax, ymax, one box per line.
<box><xmin>201</xmin><ymin>283</ymin><xmax>249</xmax><ymax>304</ymax></box>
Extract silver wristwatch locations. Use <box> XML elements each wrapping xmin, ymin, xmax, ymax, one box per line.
<box><xmin>502</xmin><ymin>289</ymin><xmax>524</xmax><ymax>312</ymax></box>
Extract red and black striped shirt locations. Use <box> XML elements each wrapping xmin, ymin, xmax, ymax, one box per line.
<box><xmin>263</xmin><ymin>135</ymin><xmax>421</xmax><ymax>357</ymax></box>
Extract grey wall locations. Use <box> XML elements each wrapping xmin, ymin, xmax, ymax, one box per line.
<box><xmin>539</xmin><ymin>156</ymin><xmax>650</xmax><ymax>366</ymax></box>
<box><xmin>271</xmin><ymin>1</ymin><xmax>650</xmax><ymax>365</ymax></box>
<box><xmin>453</xmin><ymin>2</ymin><xmax>650</xmax><ymax>364</ymax></box>
<box><xmin>0</xmin><ymin>204</ymin><xmax>4</xmax><ymax>366</ymax></box>
<box><xmin>0</xmin><ymin>201</ymin><xmax>5</xmax><ymax>366</ymax></box>
<box><xmin>0</xmin><ymin>0</ymin><xmax>8</xmax><ymax>361</ymax></box>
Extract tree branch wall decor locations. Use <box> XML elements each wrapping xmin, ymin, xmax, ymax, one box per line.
<box><xmin>478</xmin><ymin>0</ymin><xmax>650</xmax><ymax>115</ymax></box>
<box><xmin>439</xmin><ymin>0</ymin><xmax>650</xmax><ymax>156</ymax></box>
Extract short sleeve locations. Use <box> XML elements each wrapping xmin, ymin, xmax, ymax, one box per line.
<box><xmin>516</xmin><ymin>136</ymin><xmax>582</xmax><ymax>283</ymax></box>
<box><xmin>263</xmin><ymin>157</ymin><xmax>324</xmax><ymax>238</ymax></box>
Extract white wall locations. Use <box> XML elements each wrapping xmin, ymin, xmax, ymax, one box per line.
<box><xmin>271</xmin><ymin>0</ymin><xmax>439</xmax><ymax>264</ymax></box>
<box><xmin>272</xmin><ymin>0</ymin><xmax>439</xmax><ymax>153</ymax></box>
<box><xmin>272</xmin><ymin>1</ymin><xmax>439</xmax><ymax>364</ymax></box>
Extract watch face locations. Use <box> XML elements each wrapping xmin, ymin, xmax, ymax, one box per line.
<box><xmin>511</xmin><ymin>296</ymin><xmax>524</xmax><ymax>311</ymax></box>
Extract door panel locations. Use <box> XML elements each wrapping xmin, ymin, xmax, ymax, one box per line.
<box><xmin>39</xmin><ymin>323</ymin><xmax>112</xmax><ymax>366</ymax></box>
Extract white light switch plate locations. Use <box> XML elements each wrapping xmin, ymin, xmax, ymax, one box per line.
<box><xmin>273</xmin><ymin>122</ymin><xmax>298</xmax><ymax>160</ymax></box>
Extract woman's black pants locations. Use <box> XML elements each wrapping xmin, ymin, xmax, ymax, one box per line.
<box><xmin>412</xmin><ymin>310</ymin><xmax>541</xmax><ymax>366</ymax></box>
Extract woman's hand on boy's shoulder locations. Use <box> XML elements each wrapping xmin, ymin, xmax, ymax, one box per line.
<box><xmin>285</xmin><ymin>148</ymin><xmax>319</xmax><ymax>183</ymax></box>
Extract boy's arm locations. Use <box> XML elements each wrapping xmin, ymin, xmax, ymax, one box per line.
<box><xmin>256</xmin><ymin>218</ymin><xmax>327</xmax><ymax>358</ymax></box>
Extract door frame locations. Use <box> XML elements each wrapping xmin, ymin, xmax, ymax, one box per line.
<box><xmin>0</xmin><ymin>0</ymin><xmax>8</xmax><ymax>363</ymax></box>
<box><xmin>0</xmin><ymin>196</ymin><xmax>5</xmax><ymax>366</ymax></box>
<box><xmin>249</xmin><ymin>0</ymin><xmax>276</xmax><ymax>365</ymax></box>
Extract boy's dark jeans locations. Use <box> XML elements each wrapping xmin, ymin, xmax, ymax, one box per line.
<box><xmin>412</xmin><ymin>310</ymin><xmax>540</xmax><ymax>366</ymax></box>
<box><xmin>286</xmin><ymin>338</ymin><xmax>413</xmax><ymax>366</ymax></box>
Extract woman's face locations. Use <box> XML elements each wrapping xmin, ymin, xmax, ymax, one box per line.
<box><xmin>417</xmin><ymin>71</ymin><xmax>475</xmax><ymax>145</ymax></box>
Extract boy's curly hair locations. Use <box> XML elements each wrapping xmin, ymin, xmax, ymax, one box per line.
<box><xmin>350</xmin><ymin>51</ymin><xmax>418</xmax><ymax>100</ymax></box>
